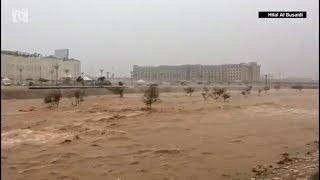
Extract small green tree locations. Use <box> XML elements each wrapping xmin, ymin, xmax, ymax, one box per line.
<box><xmin>263</xmin><ymin>86</ymin><xmax>270</xmax><ymax>93</ymax></box>
<box><xmin>241</xmin><ymin>86</ymin><xmax>252</xmax><ymax>97</ymax></box>
<box><xmin>38</xmin><ymin>78</ymin><xmax>50</xmax><ymax>85</ymax></box>
<box><xmin>180</xmin><ymin>81</ymin><xmax>187</xmax><ymax>86</ymax></box>
<box><xmin>201</xmin><ymin>86</ymin><xmax>211</xmax><ymax>100</ymax></box>
<box><xmin>184</xmin><ymin>87</ymin><xmax>195</xmax><ymax>96</ymax></box>
<box><xmin>291</xmin><ymin>84</ymin><xmax>303</xmax><ymax>91</ymax></box>
<box><xmin>108</xmin><ymin>82</ymin><xmax>125</xmax><ymax>97</ymax></box>
<box><xmin>203</xmin><ymin>86</ymin><xmax>209</xmax><ymax>93</ymax></box>
<box><xmin>76</xmin><ymin>76</ymin><xmax>85</xmax><ymax>86</ymax></box>
<box><xmin>257</xmin><ymin>88</ymin><xmax>262</xmax><ymax>96</ymax></box>
<box><xmin>44</xmin><ymin>90</ymin><xmax>62</xmax><ymax>108</ymax></box>
<box><xmin>274</xmin><ymin>84</ymin><xmax>280</xmax><ymax>91</ymax></box>
<box><xmin>212</xmin><ymin>87</ymin><xmax>226</xmax><ymax>99</ymax></box>
<box><xmin>143</xmin><ymin>84</ymin><xmax>160</xmax><ymax>109</ymax></box>
<box><xmin>222</xmin><ymin>93</ymin><xmax>231</xmax><ymax>102</ymax></box>
<box><xmin>62</xmin><ymin>77</ymin><xmax>72</xmax><ymax>85</ymax></box>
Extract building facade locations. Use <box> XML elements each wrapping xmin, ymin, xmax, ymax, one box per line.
<box><xmin>1</xmin><ymin>50</ymin><xmax>81</xmax><ymax>84</ymax></box>
<box><xmin>132</xmin><ymin>62</ymin><xmax>260</xmax><ymax>83</ymax></box>
<box><xmin>54</xmin><ymin>49</ymin><xmax>69</xmax><ymax>60</ymax></box>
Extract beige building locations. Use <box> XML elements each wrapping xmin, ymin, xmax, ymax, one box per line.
<box><xmin>1</xmin><ymin>50</ymin><xmax>81</xmax><ymax>84</ymax></box>
<box><xmin>132</xmin><ymin>62</ymin><xmax>260</xmax><ymax>83</ymax></box>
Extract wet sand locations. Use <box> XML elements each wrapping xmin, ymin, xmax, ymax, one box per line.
<box><xmin>1</xmin><ymin>89</ymin><xmax>319</xmax><ymax>180</ymax></box>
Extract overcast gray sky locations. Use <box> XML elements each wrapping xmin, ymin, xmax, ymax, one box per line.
<box><xmin>1</xmin><ymin>0</ymin><xmax>319</xmax><ymax>79</ymax></box>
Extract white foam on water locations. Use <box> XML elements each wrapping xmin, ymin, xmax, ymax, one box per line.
<box><xmin>1</xmin><ymin>129</ymin><xmax>72</xmax><ymax>149</ymax></box>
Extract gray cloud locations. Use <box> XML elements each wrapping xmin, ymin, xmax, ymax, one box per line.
<box><xmin>2</xmin><ymin>0</ymin><xmax>318</xmax><ymax>79</ymax></box>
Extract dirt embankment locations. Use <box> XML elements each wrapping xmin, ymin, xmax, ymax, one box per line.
<box><xmin>2</xmin><ymin>85</ymin><xmax>317</xmax><ymax>99</ymax></box>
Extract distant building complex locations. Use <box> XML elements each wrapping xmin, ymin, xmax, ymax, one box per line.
<box><xmin>1</xmin><ymin>50</ymin><xmax>81</xmax><ymax>84</ymax></box>
<box><xmin>54</xmin><ymin>49</ymin><xmax>69</xmax><ymax>60</ymax></box>
<box><xmin>132</xmin><ymin>62</ymin><xmax>260</xmax><ymax>83</ymax></box>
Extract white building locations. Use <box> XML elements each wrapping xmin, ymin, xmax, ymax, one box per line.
<box><xmin>54</xmin><ymin>49</ymin><xmax>69</xmax><ymax>59</ymax></box>
<box><xmin>1</xmin><ymin>50</ymin><xmax>81</xmax><ymax>84</ymax></box>
<box><xmin>132</xmin><ymin>62</ymin><xmax>261</xmax><ymax>83</ymax></box>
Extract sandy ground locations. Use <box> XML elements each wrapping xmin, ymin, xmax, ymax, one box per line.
<box><xmin>1</xmin><ymin>89</ymin><xmax>319</xmax><ymax>180</ymax></box>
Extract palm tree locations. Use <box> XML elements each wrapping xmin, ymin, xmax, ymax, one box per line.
<box><xmin>63</xmin><ymin>69</ymin><xmax>71</xmax><ymax>85</ymax></box>
<box><xmin>99</xmin><ymin>69</ymin><xmax>104</xmax><ymax>77</ymax></box>
<box><xmin>49</xmin><ymin>69</ymin><xmax>55</xmax><ymax>85</ymax></box>
<box><xmin>106</xmin><ymin>72</ymin><xmax>110</xmax><ymax>79</ymax></box>
<box><xmin>53</xmin><ymin>64</ymin><xmax>60</xmax><ymax>85</ymax></box>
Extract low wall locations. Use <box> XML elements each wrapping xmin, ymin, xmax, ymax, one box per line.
<box><xmin>1</xmin><ymin>85</ymin><xmax>318</xmax><ymax>99</ymax></box>
<box><xmin>1</xmin><ymin>86</ymin><xmax>183</xmax><ymax>99</ymax></box>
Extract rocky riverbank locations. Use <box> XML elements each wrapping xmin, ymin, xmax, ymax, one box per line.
<box><xmin>251</xmin><ymin>141</ymin><xmax>319</xmax><ymax>180</ymax></box>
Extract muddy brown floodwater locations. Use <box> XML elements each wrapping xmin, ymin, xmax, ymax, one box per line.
<box><xmin>1</xmin><ymin>89</ymin><xmax>319</xmax><ymax>180</ymax></box>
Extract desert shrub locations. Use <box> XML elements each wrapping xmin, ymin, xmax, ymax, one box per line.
<box><xmin>257</xmin><ymin>88</ymin><xmax>262</xmax><ymax>96</ymax></box>
<box><xmin>203</xmin><ymin>86</ymin><xmax>209</xmax><ymax>93</ymax></box>
<box><xmin>108</xmin><ymin>82</ymin><xmax>125</xmax><ymax>97</ymax></box>
<box><xmin>97</xmin><ymin>76</ymin><xmax>106</xmax><ymax>81</ymax></box>
<box><xmin>247</xmin><ymin>86</ymin><xmax>253</xmax><ymax>92</ymax></box>
<box><xmin>201</xmin><ymin>87</ymin><xmax>211</xmax><ymax>100</ymax></box>
<box><xmin>212</xmin><ymin>87</ymin><xmax>225</xmax><ymax>98</ymax></box>
<box><xmin>38</xmin><ymin>78</ymin><xmax>49</xmax><ymax>82</ymax></box>
<box><xmin>241</xmin><ymin>86</ymin><xmax>252</xmax><ymax>96</ymax></box>
<box><xmin>72</xmin><ymin>89</ymin><xmax>85</xmax><ymax>106</ymax></box>
<box><xmin>38</xmin><ymin>78</ymin><xmax>50</xmax><ymax>84</ymax></box>
<box><xmin>62</xmin><ymin>77</ymin><xmax>72</xmax><ymax>85</ymax></box>
<box><xmin>263</xmin><ymin>86</ymin><xmax>270</xmax><ymax>92</ymax></box>
<box><xmin>201</xmin><ymin>92</ymin><xmax>207</xmax><ymax>100</ymax></box>
<box><xmin>291</xmin><ymin>84</ymin><xmax>303</xmax><ymax>91</ymax></box>
<box><xmin>184</xmin><ymin>87</ymin><xmax>195</xmax><ymax>96</ymax></box>
<box><xmin>96</xmin><ymin>76</ymin><xmax>112</xmax><ymax>86</ymax></box>
<box><xmin>143</xmin><ymin>84</ymin><xmax>160</xmax><ymax>109</ymax></box>
<box><xmin>241</xmin><ymin>90</ymin><xmax>247</xmax><ymax>96</ymax></box>
<box><xmin>274</xmin><ymin>84</ymin><xmax>280</xmax><ymax>90</ymax></box>
<box><xmin>44</xmin><ymin>90</ymin><xmax>61</xmax><ymax>108</ymax></box>
<box><xmin>180</xmin><ymin>81</ymin><xmax>187</xmax><ymax>86</ymax></box>
<box><xmin>222</xmin><ymin>93</ymin><xmax>231</xmax><ymax>102</ymax></box>
<box><xmin>76</xmin><ymin>76</ymin><xmax>85</xmax><ymax>86</ymax></box>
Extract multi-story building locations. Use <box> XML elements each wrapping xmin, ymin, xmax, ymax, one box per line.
<box><xmin>132</xmin><ymin>62</ymin><xmax>260</xmax><ymax>83</ymax></box>
<box><xmin>1</xmin><ymin>50</ymin><xmax>81</xmax><ymax>84</ymax></box>
<box><xmin>54</xmin><ymin>49</ymin><xmax>69</xmax><ymax>60</ymax></box>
